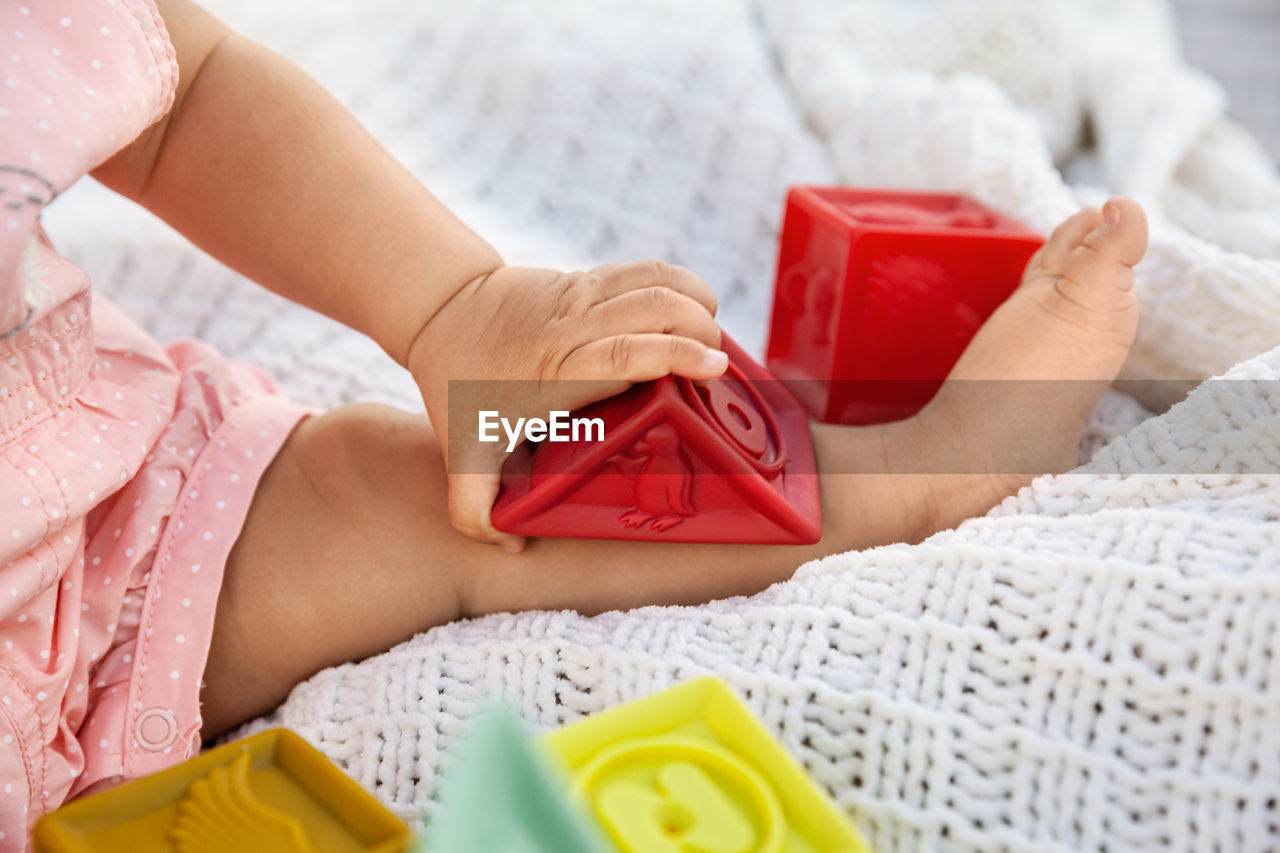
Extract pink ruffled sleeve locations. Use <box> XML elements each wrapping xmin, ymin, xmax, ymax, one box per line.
<box><xmin>0</xmin><ymin>0</ymin><xmax>178</xmax><ymax>336</ymax></box>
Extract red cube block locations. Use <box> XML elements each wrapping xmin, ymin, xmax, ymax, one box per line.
<box><xmin>491</xmin><ymin>334</ymin><xmax>820</xmax><ymax>544</ymax></box>
<box><xmin>765</xmin><ymin>187</ymin><xmax>1044</xmax><ymax>424</ymax></box>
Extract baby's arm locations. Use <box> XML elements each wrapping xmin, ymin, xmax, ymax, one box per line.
<box><xmin>91</xmin><ymin>0</ymin><xmax>499</xmax><ymax>366</ymax></box>
<box><xmin>93</xmin><ymin>0</ymin><xmax>726</xmax><ymax>550</ymax></box>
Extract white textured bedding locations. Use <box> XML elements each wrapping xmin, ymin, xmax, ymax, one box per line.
<box><xmin>43</xmin><ymin>0</ymin><xmax>1280</xmax><ymax>849</ymax></box>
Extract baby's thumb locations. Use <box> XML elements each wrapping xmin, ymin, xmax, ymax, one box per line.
<box><xmin>447</xmin><ymin>471</ymin><xmax>526</xmax><ymax>554</ymax></box>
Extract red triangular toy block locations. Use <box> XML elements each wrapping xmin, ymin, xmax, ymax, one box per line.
<box><xmin>491</xmin><ymin>335</ymin><xmax>820</xmax><ymax>544</ymax></box>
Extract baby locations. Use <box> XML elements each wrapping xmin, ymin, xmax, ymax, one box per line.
<box><xmin>0</xmin><ymin>0</ymin><xmax>1148</xmax><ymax>842</ymax></box>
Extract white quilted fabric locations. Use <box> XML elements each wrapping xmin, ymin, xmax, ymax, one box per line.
<box><xmin>41</xmin><ymin>0</ymin><xmax>1280</xmax><ymax>850</ymax></box>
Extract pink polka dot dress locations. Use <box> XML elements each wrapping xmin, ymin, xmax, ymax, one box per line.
<box><xmin>0</xmin><ymin>2</ymin><xmax>309</xmax><ymax>845</ymax></box>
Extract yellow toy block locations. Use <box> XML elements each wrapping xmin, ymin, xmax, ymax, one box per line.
<box><xmin>539</xmin><ymin>678</ymin><xmax>873</xmax><ymax>853</ymax></box>
<box><xmin>34</xmin><ymin>729</ymin><xmax>410</xmax><ymax>852</ymax></box>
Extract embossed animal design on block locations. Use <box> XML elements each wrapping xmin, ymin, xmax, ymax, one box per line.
<box><xmin>491</xmin><ymin>334</ymin><xmax>820</xmax><ymax>544</ymax></box>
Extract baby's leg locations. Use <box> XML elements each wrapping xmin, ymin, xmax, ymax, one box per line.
<box><xmin>198</xmin><ymin>403</ymin><xmax>926</xmax><ymax>737</ymax></box>
<box><xmin>200</xmin><ymin>198</ymin><xmax>1148</xmax><ymax>738</ymax></box>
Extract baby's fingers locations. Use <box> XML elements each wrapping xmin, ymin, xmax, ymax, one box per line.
<box><xmin>588</xmin><ymin>287</ymin><xmax>722</xmax><ymax>350</ymax></box>
<box><xmin>447</xmin><ymin>471</ymin><xmax>526</xmax><ymax>554</ymax></box>
<box><xmin>590</xmin><ymin>260</ymin><xmax>719</xmax><ymax>318</ymax></box>
<box><xmin>559</xmin><ymin>333</ymin><xmax>729</xmax><ymax>386</ymax></box>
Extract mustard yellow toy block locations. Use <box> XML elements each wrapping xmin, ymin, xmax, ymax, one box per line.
<box><xmin>34</xmin><ymin>728</ymin><xmax>410</xmax><ymax>853</ymax></box>
<box><xmin>539</xmin><ymin>677</ymin><xmax>873</xmax><ymax>853</ymax></box>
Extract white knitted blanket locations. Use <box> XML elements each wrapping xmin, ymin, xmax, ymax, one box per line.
<box><xmin>43</xmin><ymin>0</ymin><xmax>1280</xmax><ymax>850</ymax></box>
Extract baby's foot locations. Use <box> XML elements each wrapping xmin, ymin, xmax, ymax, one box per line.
<box><xmin>814</xmin><ymin>197</ymin><xmax>1149</xmax><ymax>539</ymax></box>
<box><xmin>962</xmin><ymin>197</ymin><xmax>1146</xmax><ymax>382</ymax></box>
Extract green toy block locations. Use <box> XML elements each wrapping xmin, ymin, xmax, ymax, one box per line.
<box><xmin>424</xmin><ymin>705</ymin><xmax>613</xmax><ymax>853</ymax></box>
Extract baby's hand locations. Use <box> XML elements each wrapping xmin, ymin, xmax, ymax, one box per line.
<box><xmin>406</xmin><ymin>261</ymin><xmax>726</xmax><ymax>552</ymax></box>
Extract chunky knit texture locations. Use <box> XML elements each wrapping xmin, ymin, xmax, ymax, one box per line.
<box><xmin>43</xmin><ymin>0</ymin><xmax>1280</xmax><ymax>849</ymax></box>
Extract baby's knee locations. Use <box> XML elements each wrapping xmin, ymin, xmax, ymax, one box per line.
<box><xmin>289</xmin><ymin>404</ymin><xmax>441</xmax><ymax>502</ymax></box>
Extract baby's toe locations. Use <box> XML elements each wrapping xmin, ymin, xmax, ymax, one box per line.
<box><xmin>1023</xmin><ymin>205</ymin><xmax>1101</xmax><ymax>283</ymax></box>
<box><xmin>1054</xmin><ymin>196</ymin><xmax>1149</xmax><ymax>312</ymax></box>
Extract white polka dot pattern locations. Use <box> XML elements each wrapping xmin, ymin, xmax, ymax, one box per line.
<box><xmin>0</xmin><ymin>1</ymin><xmax>307</xmax><ymax>844</ymax></box>
<box><xmin>1</xmin><ymin>0</ymin><xmax>176</xmax><ymax>340</ymax></box>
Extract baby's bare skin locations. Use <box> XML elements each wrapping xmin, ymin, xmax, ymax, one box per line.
<box><xmin>198</xmin><ymin>200</ymin><xmax>1148</xmax><ymax>737</ymax></box>
<box><xmin>94</xmin><ymin>0</ymin><xmax>732</xmax><ymax>553</ymax></box>
<box><xmin>85</xmin><ymin>0</ymin><xmax>1152</xmax><ymax>742</ymax></box>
